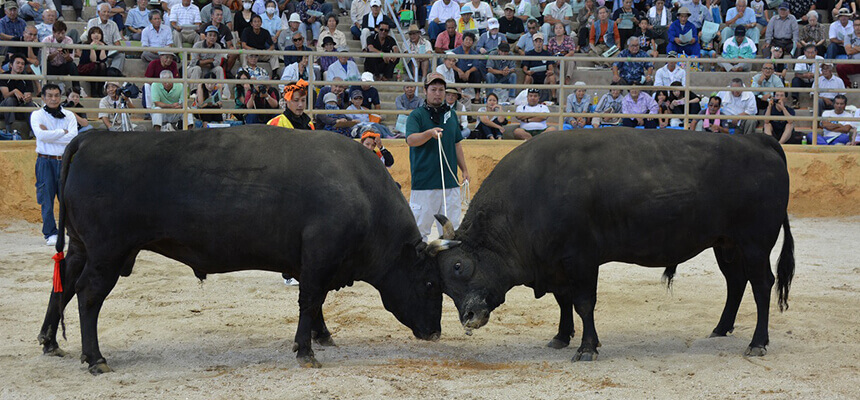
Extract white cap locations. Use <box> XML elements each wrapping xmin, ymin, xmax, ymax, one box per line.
<box><xmin>289</xmin><ymin>13</ymin><xmax>301</xmax><ymax>23</ymax></box>
<box><xmin>361</xmin><ymin>71</ymin><xmax>374</xmax><ymax>82</ymax></box>
<box><xmin>487</xmin><ymin>18</ymin><xmax>499</xmax><ymax>30</ymax></box>
<box><xmin>369</xmin><ymin>0</ymin><xmax>381</xmax><ymax>7</ymax></box>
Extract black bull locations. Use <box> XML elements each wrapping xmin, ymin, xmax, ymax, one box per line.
<box><xmin>37</xmin><ymin>126</ymin><xmax>447</xmax><ymax>374</ymax></box>
<box><xmin>433</xmin><ymin>128</ymin><xmax>795</xmax><ymax>361</ymax></box>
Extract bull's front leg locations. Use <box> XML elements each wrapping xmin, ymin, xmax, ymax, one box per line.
<box><xmin>311</xmin><ymin>293</ymin><xmax>336</xmax><ymax>347</ymax></box>
<box><xmin>570</xmin><ymin>264</ymin><xmax>600</xmax><ymax>362</ymax></box>
<box><xmin>547</xmin><ymin>291</ymin><xmax>575</xmax><ymax>349</ymax></box>
<box><xmin>293</xmin><ymin>279</ymin><xmax>325</xmax><ymax>368</ymax></box>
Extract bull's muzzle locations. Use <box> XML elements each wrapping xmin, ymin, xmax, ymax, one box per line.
<box><xmin>460</xmin><ymin>297</ymin><xmax>490</xmax><ymax>330</ymax></box>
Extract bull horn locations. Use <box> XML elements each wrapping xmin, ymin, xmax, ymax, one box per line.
<box><xmin>434</xmin><ymin>214</ymin><xmax>456</xmax><ymax>240</ymax></box>
<box><xmin>426</xmin><ymin>239</ymin><xmax>461</xmax><ymax>256</ymax></box>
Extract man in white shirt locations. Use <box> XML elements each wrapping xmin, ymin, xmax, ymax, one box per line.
<box><xmin>30</xmin><ymin>83</ymin><xmax>77</xmax><ymax>246</ymax></box>
<box><xmin>790</xmin><ymin>44</ymin><xmax>822</xmax><ymax>107</ymax></box>
<box><xmin>435</xmin><ymin>53</ymin><xmax>456</xmax><ymax>83</ymax></box>
<box><xmin>170</xmin><ymin>0</ymin><xmax>201</xmax><ymax>48</ymax></box>
<box><xmin>541</xmin><ymin>0</ymin><xmax>572</xmax><ymax>39</ymax></box>
<box><xmin>718</xmin><ymin>78</ymin><xmax>757</xmax><ymax>135</ymax></box>
<box><xmin>326</xmin><ymin>48</ymin><xmax>361</xmax><ymax>80</ymax></box>
<box><xmin>466</xmin><ymin>0</ymin><xmax>493</xmax><ymax>33</ymax></box>
<box><xmin>814</xmin><ymin>94</ymin><xmax>856</xmax><ymax>145</ymax></box>
<box><xmin>817</xmin><ymin>63</ymin><xmax>845</xmax><ymax>114</ymax></box>
<box><xmin>654</xmin><ymin>52</ymin><xmax>686</xmax><ymax>87</ymax></box>
<box><xmin>514</xmin><ymin>88</ymin><xmax>551</xmax><ymax>139</ymax></box>
<box><xmin>85</xmin><ymin>3</ymin><xmax>126</xmax><ymax>70</ymax></box>
<box><xmin>826</xmin><ymin>8</ymin><xmax>853</xmax><ymax>59</ymax></box>
<box><xmin>141</xmin><ymin>10</ymin><xmax>173</xmax><ymax>62</ymax></box>
<box><xmin>428</xmin><ymin>0</ymin><xmax>461</xmax><ymax>46</ymax></box>
<box><xmin>349</xmin><ymin>0</ymin><xmax>370</xmax><ymax>39</ymax></box>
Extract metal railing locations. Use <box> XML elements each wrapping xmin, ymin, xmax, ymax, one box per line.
<box><xmin>3</xmin><ymin>40</ymin><xmax>860</xmax><ymax>145</ymax></box>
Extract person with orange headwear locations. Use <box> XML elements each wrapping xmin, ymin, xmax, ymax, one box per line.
<box><xmin>360</xmin><ymin>129</ymin><xmax>394</xmax><ymax>167</ymax></box>
<box><xmin>267</xmin><ymin>79</ymin><xmax>315</xmax><ymax>130</ymax></box>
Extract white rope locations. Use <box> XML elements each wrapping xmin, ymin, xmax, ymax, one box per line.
<box><xmin>436</xmin><ymin>131</ymin><xmax>472</xmax><ymax>211</ymax></box>
<box><xmin>436</xmin><ymin>131</ymin><xmax>447</xmax><ymax>217</ymax></box>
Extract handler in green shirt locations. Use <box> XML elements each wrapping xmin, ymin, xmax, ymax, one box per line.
<box><xmin>405</xmin><ymin>72</ymin><xmax>471</xmax><ymax>241</ymax></box>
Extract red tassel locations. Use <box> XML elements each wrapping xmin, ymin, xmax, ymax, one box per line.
<box><xmin>52</xmin><ymin>252</ymin><xmax>64</xmax><ymax>293</ymax></box>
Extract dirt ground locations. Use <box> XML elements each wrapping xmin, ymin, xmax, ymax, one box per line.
<box><xmin>0</xmin><ymin>216</ymin><xmax>858</xmax><ymax>399</ymax></box>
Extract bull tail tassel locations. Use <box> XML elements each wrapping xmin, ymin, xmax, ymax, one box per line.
<box><xmin>52</xmin><ymin>252</ymin><xmax>64</xmax><ymax>293</ymax></box>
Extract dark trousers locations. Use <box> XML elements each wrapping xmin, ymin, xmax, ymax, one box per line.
<box><xmin>1</xmin><ymin>97</ymin><xmax>36</xmax><ymax>125</ymax></box>
<box><xmin>365</xmin><ymin>57</ymin><xmax>397</xmax><ymax>79</ymax></box>
<box><xmin>621</xmin><ymin>117</ymin><xmax>658</xmax><ymax>129</ymax></box>
<box><xmin>790</xmin><ymin>77</ymin><xmax>813</xmax><ymax>101</ymax></box>
<box><xmin>47</xmin><ymin>61</ymin><xmax>80</xmax><ymax>89</ymax></box>
<box><xmin>35</xmin><ymin>157</ymin><xmax>62</xmax><ymax>238</ymax></box>
<box><xmin>476</xmin><ymin>122</ymin><xmax>502</xmax><ymax>139</ymax></box>
<box><xmin>53</xmin><ymin>0</ymin><xmax>83</xmax><ymax>18</ymax></box>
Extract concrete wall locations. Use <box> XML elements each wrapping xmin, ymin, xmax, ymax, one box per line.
<box><xmin>2</xmin><ymin>141</ymin><xmax>858</xmax><ymax>223</ymax></box>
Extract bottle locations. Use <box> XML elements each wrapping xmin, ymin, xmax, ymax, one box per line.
<box><xmin>801</xmin><ymin>135</ymin><xmax>808</xmax><ymax>145</ymax></box>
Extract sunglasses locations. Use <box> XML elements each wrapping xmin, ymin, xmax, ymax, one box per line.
<box><xmin>379</xmin><ymin>28</ymin><xmax>389</xmax><ymax>32</ymax></box>
<box><xmin>293</xmin><ymin>37</ymin><xmax>303</xmax><ymax>41</ymax></box>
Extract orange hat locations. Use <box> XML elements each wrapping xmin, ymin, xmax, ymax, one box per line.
<box><xmin>360</xmin><ymin>131</ymin><xmax>381</xmax><ymax>141</ymax></box>
<box><xmin>282</xmin><ymin>79</ymin><xmax>309</xmax><ymax>101</ymax></box>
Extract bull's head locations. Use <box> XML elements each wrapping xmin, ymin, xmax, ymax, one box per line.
<box><xmin>378</xmin><ymin>241</ymin><xmax>443</xmax><ymax>342</ymax></box>
<box><xmin>427</xmin><ymin>215</ymin><xmax>508</xmax><ymax>332</ymax></box>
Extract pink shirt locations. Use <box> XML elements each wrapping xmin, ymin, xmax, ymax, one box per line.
<box><xmin>434</xmin><ymin>31</ymin><xmax>463</xmax><ymax>51</ymax></box>
<box><xmin>41</xmin><ymin>35</ymin><xmax>73</xmax><ymax>67</ymax></box>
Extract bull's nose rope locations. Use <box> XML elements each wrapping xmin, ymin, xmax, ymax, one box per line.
<box><xmin>436</xmin><ymin>132</ymin><xmax>472</xmax><ymax>217</ymax></box>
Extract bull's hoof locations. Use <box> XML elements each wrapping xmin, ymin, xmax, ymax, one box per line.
<box><xmin>572</xmin><ymin>350</ymin><xmax>598</xmax><ymax>362</ymax></box>
<box><xmin>546</xmin><ymin>338</ymin><xmax>570</xmax><ymax>349</ymax></box>
<box><xmin>291</xmin><ymin>342</ymin><xmax>299</xmax><ymax>352</ymax></box>
<box><xmin>710</xmin><ymin>327</ymin><xmax>734</xmax><ymax>337</ymax></box>
<box><xmin>313</xmin><ymin>335</ymin><xmax>336</xmax><ymax>347</ymax></box>
<box><xmin>744</xmin><ymin>346</ymin><xmax>767</xmax><ymax>357</ymax></box>
<box><xmin>297</xmin><ymin>355</ymin><xmax>322</xmax><ymax>368</ymax></box>
<box><xmin>88</xmin><ymin>361</ymin><xmax>112</xmax><ymax>375</ymax></box>
<box><xmin>709</xmin><ymin>331</ymin><xmax>725</xmax><ymax>338</ymax></box>
<box><xmin>43</xmin><ymin>345</ymin><xmax>68</xmax><ymax>357</ymax></box>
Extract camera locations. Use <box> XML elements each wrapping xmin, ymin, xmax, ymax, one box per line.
<box><xmin>119</xmin><ymin>83</ymin><xmax>140</xmax><ymax>99</ymax></box>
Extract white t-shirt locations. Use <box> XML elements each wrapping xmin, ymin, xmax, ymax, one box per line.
<box><xmin>821</xmin><ymin>109</ymin><xmax>851</xmax><ymax>137</ymax></box>
<box><xmin>517</xmin><ymin>103</ymin><xmax>550</xmax><ymax>130</ymax></box>
<box><xmin>829</xmin><ymin>19</ymin><xmax>853</xmax><ymax>42</ymax></box>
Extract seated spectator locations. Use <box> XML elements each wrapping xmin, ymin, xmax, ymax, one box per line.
<box><xmin>564</xmin><ymin>81</ymin><xmax>591</xmax><ymax>128</ymax></box>
<box><xmin>476</xmin><ymin>18</ymin><xmax>503</xmax><ymax>54</ymax></box>
<box><xmin>327</xmin><ymin>47</ymin><xmax>361</xmax><ymax>81</ymax></box>
<box><xmin>646</xmin><ymin>0</ymin><xmax>671</xmax><ymax>47</ymax></box>
<box><xmin>515</xmin><ymin>18</ymin><xmax>539</xmax><ymax>55</ymax></box>
<box><xmin>547</xmin><ymin>22</ymin><xmax>577</xmax><ymax>85</ymax></box>
<box><xmin>0</xmin><ymin>2</ymin><xmax>27</xmax><ymax>59</ymax></box>
<box><xmin>316</xmin><ymin>36</ymin><xmax>338</xmax><ymax>74</ymax></box>
<box><xmin>667</xmin><ymin>7</ymin><xmax>699</xmax><ymax>56</ymax></box>
<box><xmin>146</xmin><ymin>51</ymin><xmax>180</xmax><ymax>79</ymax></box>
<box><xmin>541</xmin><ymin>0</ymin><xmax>572</xmax><ymax>40</ymax></box>
<box><xmin>751</xmin><ymin>0</ymin><xmax>769</xmax><ymax>26</ymax></box>
<box><xmin>19</xmin><ymin>0</ymin><xmax>53</xmax><ymax>22</ymax></box>
<box><xmin>799</xmin><ymin>11</ymin><xmax>826</xmax><ymax>58</ymax></box>
<box><xmin>85</xmin><ymin>3</ymin><xmax>126</xmax><ymax>71</ymax></box>
<box><xmin>282</xmin><ymin>31</ymin><xmax>312</xmax><ymax>70</ymax></box>
<box><xmin>764</xmin><ymin>3</ymin><xmax>798</xmax><ymax>58</ymax></box>
<box><xmin>654</xmin><ymin>52</ymin><xmax>685</xmax><ymax>87</ymax></box>
<box><xmin>523</xmin><ymin>33</ymin><xmax>557</xmax><ymax>89</ymax></box>
<box><xmin>141</xmin><ymin>10</ymin><xmax>172</xmax><ymax>63</ymax></box>
<box><xmin>514</xmin><ymin>88</ymin><xmax>550</xmax><ymax>140</ymax></box>
<box><xmin>233</xmin><ymin>0</ymin><xmax>257</xmax><ymax>40</ymax></box>
<box><xmin>151</xmin><ymin>70</ymin><xmax>186</xmax><ymax>131</ymax></box>
<box><xmin>763</xmin><ymin>91</ymin><xmax>798</xmax><ymax>144</ymax></box>
<box><xmin>348</xmin><ymin>0</ymin><xmax>370</xmax><ymax>41</ymax></box>
<box><xmin>813</xmin><ymin>95</ymin><xmax>856</xmax><ymax>144</ymax></box>
<box><xmin>243</xmin><ymin>79</ymin><xmax>279</xmax><ymax>124</ymax></box>
<box><xmin>721</xmin><ymin>0</ymin><xmax>759</xmax><ymax>48</ymax></box>
<box><xmin>453</xmin><ymin>31</ymin><xmax>485</xmax><ymax>86</ymax></box>
<box><xmin>198</xmin><ymin>7</ymin><xmax>236</xmax><ymax>71</ymax></box>
<box><xmin>0</xmin><ymin>54</ymin><xmax>35</xmax><ymax>130</ymax></box>
<box><xmin>684</xmin><ymin>0</ymin><xmax>712</xmax><ymax>30</ymax></box>
<box><xmin>591</xmin><ymin>82</ymin><xmax>623</xmax><ymax>126</ymax></box>
<box><xmin>464</xmin><ymin>0</ymin><xmax>492</xmax><ymax>34</ymax></box>
<box><xmin>791</xmin><ymin>44</ymin><xmax>822</xmax><ymax>107</ymax></box>
<box><xmin>403</xmin><ymin>24</ymin><xmax>432</xmax><ymax>78</ymax></box>
<box><xmin>654</xmin><ymin>90</ymin><xmax>672</xmax><ymax>128</ymax></box>
<box><xmin>837</xmin><ymin>18</ymin><xmax>860</xmax><ymax>87</ymax></box>
<box><xmin>634</xmin><ymin>18</ymin><xmax>659</xmax><ymax>57</ymax></box>
<box><xmin>296</xmin><ymin>0</ymin><xmax>322</xmax><ymax>43</ymax></box>
<box><xmin>259</xmin><ymin>1</ymin><xmax>281</xmax><ymax>39</ymax></box>
<box><xmin>818</xmin><ymin>63</ymin><xmax>846</xmax><ymax>113</ymax></box>
<box><xmin>770</xmin><ymin>45</ymin><xmax>788</xmax><ymax>83</ymax></box>
<box><xmin>751</xmin><ymin>62</ymin><xmax>784</xmax><ymax>111</ymax></box>
<box><xmin>98</xmin><ymin>0</ymin><xmax>126</xmax><ymax>32</ymax></box>
<box><xmin>620</xmin><ymin>83</ymin><xmax>658</xmax><ymax>128</ymax></box>
<box><xmin>280</xmin><ymin>55</ymin><xmax>310</xmax><ymax>85</ymax></box>
<box><xmin>359</xmin><ymin>0</ymin><xmax>390</xmax><ymax>50</ymax></box>
<box><xmin>832</xmin><ymin>0</ymin><xmax>856</xmax><ymax>19</ymax></box>
<box><xmin>313</xmin><ymin>77</ymin><xmax>348</xmax><ymax>110</ymax></box>
<box><xmin>37</xmin><ymin>9</ymin><xmax>78</xmax><ymax>43</ymax></box>
<box><xmin>344</xmin><ymin>89</ymin><xmax>368</xmax><ymax>122</ymax></box>
<box><xmin>277</xmin><ymin>13</ymin><xmax>302</xmax><ymax>50</ymax></box>
<box><xmin>318</xmin><ymin>91</ymin><xmax>354</xmax><ymax>136</ymax></box>
<box><xmin>435</xmin><ymin>53</ymin><xmax>456</xmax><ymax>83</ymax></box>
<box><xmin>18</xmin><ymin>25</ymin><xmax>41</xmax><ymax>76</ymax></box>
<box><xmin>231</xmin><ymin>69</ymin><xmax>251</xmax><ymax>119</ymax></box>
<box><xmin>435</xmin><ymin>18</ymin><xmax>463</xmax><ymax>53</ymax></box>
<box><xmin>170</xmin><ymin>0</ymin><xmax>201</xmax><ymax>48</ymax></box>
<box><xmin>499</xmin><ymin>3</ymin><xmax>525</xmax><ymax>44</ymax></box>
<box><xmin>365</xmin><ymin>21</ymin><xmax>399</xmax><ymax>80</ymax></box>
<box><xmin>574</xmin><ymin>0</ymin><xmax>596</xmax><ymax>49</ymax></box>
<box><xmin>98</xmin><ymin>81</ymin><xmax>135</xmax><ymax>131</ymax></box>
<box><xmin>444</xmin><ymin>88</ymin><xmax>470</xmax><ymax>138</ymax></box>
<box><xmin>125</xmin><ymin>0</ymin><xmax>150</xmax><ymax>40</ymax></box>
<box><xmin>612</xmin><ymin>0</ymin><xmax>643</xmax><ymax>50</ymax></box>
<box><xmin>699</xmin><ymin>25</ymin><xmax>721</xmax><ymax>68</ymax></box>
<box><xmin>717</xmin><ymin>78</ymin><xmax>757</xmax><ymax>135</ymax></box>
<box><xmin>200</xmin><ymin>0</ymin><xmax>233</xmax><ymax>30</ymax></box>
<box><xmin>42</xmin><ymin>22</ymin><xmax>80</xmax><ymax>93</ymax></box>
<box><xmin>485</xmin><ymin>41</ymin><xmax>518</xmax><ymax>102</ymax></box>
<box><xmin>458</xmin><ymin>4</ymin><xmax>477</xmax><ymax>34</ymax></box>
<box><xmin>666</xmin><ymin>81</ymin><xmax>700</xmax><ymax>126</ymax></box>
<box><xmin>317</xmin><ymin>13</ymin><xmax>346</xmax><ymax>51</ymax></box>
<box><xmin>696</xmin><ymin>95</ymin><xmax>730</xmax><ymax>133</ymax></box>
<box><xmin>62</xmin><ymin>87</ymin><xmax>92</xmax><ymax>133</ymax></box>
<box><xmin>612</xmin><ymin>37</ymin><xmax>654</xmax><ymax>85</ymax></box>
<box><xmin>719</xmin><ymin>26</ymin><xmax>756</xmax><ymax>72</ymax></box>
<box><xmin>396</xmin><ymin>84</ymin><xmax>424</xmax><ymax>110</ymax></box>
<box><xmin>350</xmin><ymin>72</ymin><xmax>381</xmax><ymax>110</ymax></box>
<box><xmin>427</xmin><ymin>0</ymin><xmax>460</xmax><ymax>45</ymax></box>
<box><xmin>194</xmin><ymin>71</ymin><xmax>224</xmax><ymax>127</ymax></box>
<box><xmin>827</xmin><ymin>8</ymin><xmax>853</xmax><ymax>59</ymax></box>
<box><xmin>241</xmin><ymin>14</ymin><xmax>279</xmax><ymax>72</ymax></box>
<box><xmin>587</xmin><ymin>7</ymin><xmax>620</xmax><ymax>62</ymax></box>
<box><xmin>239</xmin><ymin>53</ymin><xmax>269</xmax><ymax>80</ymax></box>
<box><xmin>77</xmin><ymin>27</ymin><xmax>110</xmax><ymax>97</ymax></box>
<box><xmin>189</xmin><ymin>26</ymin><xmax>226</xmax><ymax>81</ymax></box>
<box><xmin>475</xmin><ymin>92</ymin><xmax>507</xmax><ymax>139</ymax></box>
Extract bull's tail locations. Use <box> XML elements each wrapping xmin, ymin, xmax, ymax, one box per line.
<box><xmin>776</xmin><ymin>215</ymin><xmax>795</xmax><ymax>312</ymax></box>
<box><xmin>54</xmin><ymin>136</ymin><xmax>82</xmax><ymax>340</ymax></box>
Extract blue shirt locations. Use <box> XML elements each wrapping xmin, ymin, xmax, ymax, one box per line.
<box><xmin>0</xmin><ymin>16</ymin><xmax>27</xmax><ymax>40</ymax></box>
<box><xmin>726</xmin><ymin>7</ymin><xmax>756</xmax><ymax>27</ymax></box>
<box><xmin>452</xmin><ymin>46</ymin><xmax>484</xmax><ymax>74</ymax></box>
<box><xmin>260</xmin><ymin>13</ymin><xmax>280</xmax><ymax>37</ymax></box>
<box><xmin>613</xmin><ymin>49</ymin><xmax>653</xmax><ymax>83</ymax></box>
<box><xmin>126</xmin><ymin>8</ymin><xmax>151</xmax><ymax>29</ymax></box>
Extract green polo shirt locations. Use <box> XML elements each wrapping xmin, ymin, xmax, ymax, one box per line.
<box><xmin>405</xmin><ymin>106</ymin><xmax>462</xmax><ymax>191</ymax></box>
<box><xmin>151</xmin><ymin>83</ymin><xmax>184</xmax><ymax>105</ymax></box>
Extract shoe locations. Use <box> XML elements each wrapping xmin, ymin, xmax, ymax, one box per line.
<box><xmin>77</xmin><ymin>17</ymin><xmax>85</xmax><ymax>22</ymax></box>
<box><xmin>57</xmin><ymin>15</ymin><xmax>64</xmax><ymax>21</ymax></box>
<box><xmin>283</xmin><ymin>278</ymin><xmax>299</xmax><ymax>286</ymax></box>
<box><xmin>46</xmin><ymin>235</ymin><xmax>58</xmax><ymax>246</ymax></box>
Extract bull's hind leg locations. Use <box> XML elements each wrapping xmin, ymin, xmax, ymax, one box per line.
<box><xmin>38</xmin><ymin>239</ymin><xmax>87</xmax><ymax>357</ymax></box>
<box><xmin>311</xmin><ymin>293</ymin><xmax>336</xmax><ymax>347</ymax></box>
<box><xmin>567</xmin><ymin>256</ymin><xmax>601</xmax><ymax>362</ymax></box>
<box><xmin>76</xmin><ymin>251</ymin><xmax>127</xmax><ymax>374</ymax></box>
<box><xmin>742</xmin><ymin>247</ymin><xmax>775</xmax><ymax>357</ymax></box>
<box><xmin>292</xmin><ymin>268</ymin><xmax>329</xmax><ymax>368</ymax></box>
<box><xmin>547</xmin><ymin>292</ymin><xmax>575</xmax><ymax>349</ymax></box>
<box><xmin>711</xmin><ymin>245</ymin><xmax>747</xmax><ymax>338</ymax></box>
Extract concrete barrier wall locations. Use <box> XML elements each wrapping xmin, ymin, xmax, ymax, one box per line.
<box><xmin>2</xmin><ymin>140</ymin><xmax>858</xmax><ymax>223</ymax></box>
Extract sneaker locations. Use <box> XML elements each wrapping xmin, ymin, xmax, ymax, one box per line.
<box><xmin>853</xmin><ymin>81</ymin><xmax>859</xmax><ymax>89</ymax></box>
<box><xmin>46</xmin><ymin>235</ymin><xmax>58</xmax><ymax>246</ymax></box>
<box><xmin>283</xmin><ymin>278</ymin><xmax>299</xmax><ymax>286</ymax></box>
<box><xmin>77</xmin><ymin>17</ymin><xmax>85</xmax><ymax>22</ymax></box>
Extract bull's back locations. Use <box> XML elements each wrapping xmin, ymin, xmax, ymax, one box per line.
<box><xmin>476</xmin><ymin>129</ymin><xmax>789</xmax><ymax>266</ymax></box>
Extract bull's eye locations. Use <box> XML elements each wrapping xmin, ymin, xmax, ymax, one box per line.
<box><xmin>425</xmin><ymin>281</ymin><xmax>433</xmax><ymax>289</ymax></box>
<box><xmin>454</xmin><ymin>262</ymin><xmax>462</xmax><ymax>271</ymax></box>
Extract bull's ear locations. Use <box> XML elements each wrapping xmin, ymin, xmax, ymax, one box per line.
<box><xmin>415</xmin><ymin>242</ymin><xmax>428</xmax><ymax>254</ymax></box>
<box><xmin>425</xmin><ymin>239</ymin><xmax>461</xmax><ymax>257</ymax></box>
<box><xmin>434</xmin><ymin>214</ymin><xmax>456</xmax><ymax>240</ymax></box>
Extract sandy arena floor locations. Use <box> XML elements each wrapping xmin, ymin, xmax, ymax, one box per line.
<box><xmin>0</xmin><ymin>217</ymin><xmax>858</xmax><ymax>399</ymax></box>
